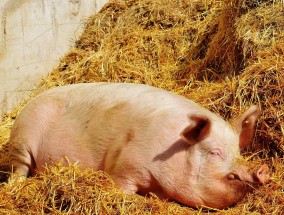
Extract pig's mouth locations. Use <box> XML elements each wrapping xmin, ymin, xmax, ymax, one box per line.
<box><xmin>198</xmin><ymin>165</ymin><xmax>270</xmax><ymax>209</ymax></box>
<box><xmin>227</xmin><ymin>164</ymin><xmax>270</xmax><ymax>186</ymax></box>
<box><xmin>196</xmin><ymin>176</ymin><xmax>248</xmax><ymax>209</ymax></box>
<box><xmin>226</xmin><ymin>172</ymin><xmax>252</xmax><ymax>188</ymax></box>
<box><xmin>226</xmin><ymin>172</ymin><xmax>254</xmax><ymax>191</ymax></box>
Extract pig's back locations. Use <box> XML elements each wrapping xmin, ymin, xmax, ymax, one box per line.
<box><xmin>41</xmin><ymin>82</ymin><xmax>194</xmax><ymax>110</ymax></box>
<box><xmin>36</xmin><ymin>82</ymin><xmax>204</xmax><ymax>121</ymax></box>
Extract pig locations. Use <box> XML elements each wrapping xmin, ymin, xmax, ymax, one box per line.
<box><xmin>9</xmin><ymin>82</ymin><xmax>270</xmax><ymax>209</ymax></box>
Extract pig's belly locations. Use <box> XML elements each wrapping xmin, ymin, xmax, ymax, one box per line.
<box><xmin>34</xmin><ymin>139</ymin><xmax>103</xmax><ymax>173</ymax></box>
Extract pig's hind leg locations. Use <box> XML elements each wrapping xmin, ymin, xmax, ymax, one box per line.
<box><xmin>9</xmin><ymin>134</ymin><xmax>35</xmax><ymax>178</ymax></box>
<box><xmin>8</xmin><ymin>123</ymin><xmax>36</xmax><ymax>185</ymax></box>
<box><xmin>9</xmin><ymin>96</ymin><xmax>66</xmax><ymax>180</ymax></box>
<box><xmin>9</xmin><ymin>112</ymin><xmax>40</xmax><ymax>180</ymax></box>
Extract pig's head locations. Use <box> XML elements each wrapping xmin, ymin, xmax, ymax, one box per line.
<box><xmin>179</xmin><ymin>106</ymin><xmax>270</xmax><ymax>208</ymax></box>
<box><xmin>167</xmin><ymin>106</ymin><xmax>269</xmax><ymax>209</ymax></box>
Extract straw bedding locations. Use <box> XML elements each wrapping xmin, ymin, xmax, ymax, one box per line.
<box><xmin>0</xmin><ymin>0</ymin><xmax>283</xmax><ymax>214</ymax></box>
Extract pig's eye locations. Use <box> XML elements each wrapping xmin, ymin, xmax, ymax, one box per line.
<box><xmin>210</xmin><ymin>149</ymin><xmax>222</xmax><ymax>157</ymax></box>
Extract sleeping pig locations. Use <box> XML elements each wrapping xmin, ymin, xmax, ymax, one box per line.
<box><xmin>9</xmin><ymin>82</ymin><xmax>270</xmax><ymax>209</ymax></box>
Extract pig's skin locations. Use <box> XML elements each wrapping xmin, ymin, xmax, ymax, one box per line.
<box><xmin>9</xmin><ymin>82</ymin><xmax>269</xmax><ymax>209</ymax></box>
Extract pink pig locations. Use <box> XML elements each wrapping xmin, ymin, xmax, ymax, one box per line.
<box><xmin>9</xmin><ymin>82</ymin><xmax>269</xmax><ymax>209</ymax></box>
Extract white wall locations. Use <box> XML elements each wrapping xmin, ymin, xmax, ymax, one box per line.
<box><xmin>0</xmin><ymin>0</ymin><xmax>108</xmax><ymax>117</ymax></box>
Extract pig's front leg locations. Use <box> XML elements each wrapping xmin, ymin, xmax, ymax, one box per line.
<box><xmin>111</xmin><ymin>176</ymin><xmax>139</xmax><ymax>194</ymax></box>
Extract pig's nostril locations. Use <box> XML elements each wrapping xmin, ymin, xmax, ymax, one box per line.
<box><xmin>255</xmin><ymin>164</ymin><xmax>270</xmax><ymax>184</ymax></box>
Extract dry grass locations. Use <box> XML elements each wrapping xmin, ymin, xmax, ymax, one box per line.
<box><xmin>0</xmin><ymin>0</ymin><xmax>283</xmax><ymax>214</ymax></box>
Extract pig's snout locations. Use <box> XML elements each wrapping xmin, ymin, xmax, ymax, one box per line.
<box><xmin>254</xmin><ymin>164</ymin><xmax>270</xmax><ymax>184</ymax></box>
<box><xmin>228</xmin><ymin>164</ymin><xmax>270</xmax><ymax>185</ymax></box>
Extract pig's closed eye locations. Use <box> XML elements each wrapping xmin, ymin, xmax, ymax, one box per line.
<box><xmin>210</xmin><ymin>149</ymin><xmax>222</xmax><ymax>157</ymax></box>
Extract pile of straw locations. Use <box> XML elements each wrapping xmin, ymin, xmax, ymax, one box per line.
<box><xmin>0</xmin><ymin>0</ymin><xmax>283</xmax><ymax>214</ymax></box>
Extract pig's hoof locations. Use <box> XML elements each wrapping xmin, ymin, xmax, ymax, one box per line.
<box><xmin>7</xmin><ymin>174</ymin><xmax>26</xmax><ymax>186</ymax></box>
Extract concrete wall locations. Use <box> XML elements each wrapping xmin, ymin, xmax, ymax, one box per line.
<box><xmin>0</xmin><ymin>0</ymin><xmax>108</xmax><ymax>118</ymax></box>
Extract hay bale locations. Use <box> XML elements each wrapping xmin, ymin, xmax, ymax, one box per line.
<box><xmin>0</xmin><ymin>0</ymin><xmax>283</xmax><ymax>214</ymax></box>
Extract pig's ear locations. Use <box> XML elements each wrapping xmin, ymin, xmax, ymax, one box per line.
<box><xmin>181</xmin><ymin>114</ymin><xmax>211</xmax><ymax>144</ymax></box>
<box><xmin>232</xmin><ymin>106</ymin><xmax>261</xmax><ymax>148</ymax></box>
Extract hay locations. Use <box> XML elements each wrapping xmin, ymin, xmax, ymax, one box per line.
<box><xmin>0</xmin><ymin>0</ymin><xmax>283</xmax><ymax>214</ymax></box>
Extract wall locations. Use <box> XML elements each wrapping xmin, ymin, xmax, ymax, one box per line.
<box><xmin>0</xmin><ymin>0</ymin><xmax>108</xmax><ymax>118</ymax></box>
